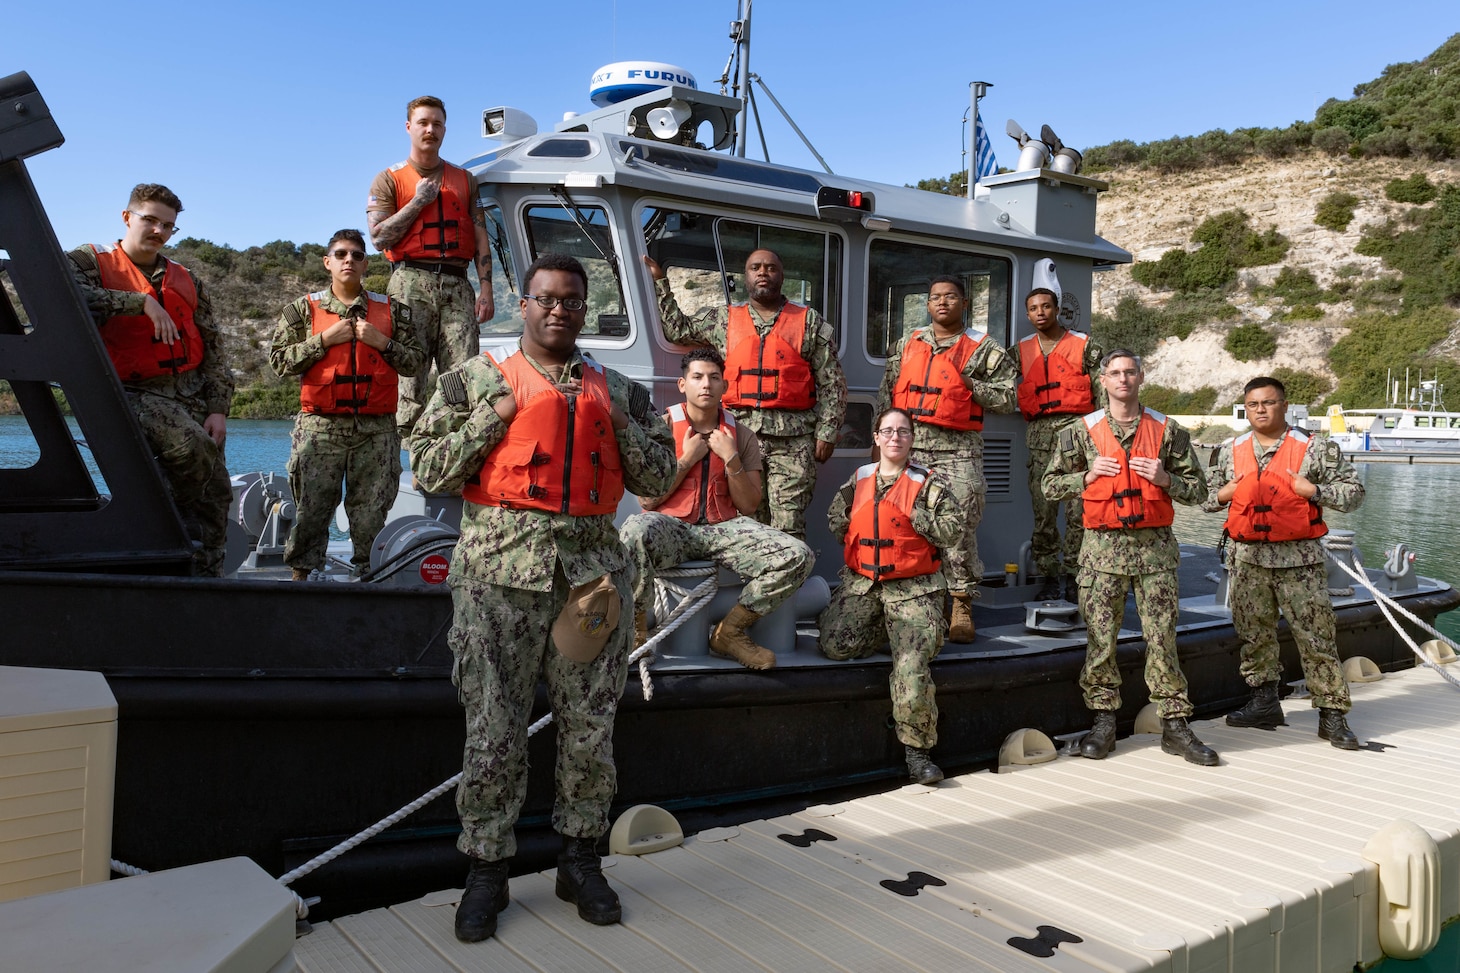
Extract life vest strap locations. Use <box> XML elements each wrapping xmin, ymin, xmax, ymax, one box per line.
<box><xmin>859</xmin><ymin>538</ymin><xmax>894</xmax><ymax>548</ymax></box>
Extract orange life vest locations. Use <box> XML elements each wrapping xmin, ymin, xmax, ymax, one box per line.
<box><xmin>656</xmin><ymin>403</ymin><xmax>741</xmax><ymax>525</ymax></box>
<box><xmin>1224</xmin><ymin>430</ymin><xmax>1327</xmax><ymax>542</ymax></box>
<box><xmin>891</xmin><ymin>328</ymin><xmax>986</xmax><ymax>431</ymax></box>
<box><xmin>463</xmin><ymin>351</ymin><xmax>623</xmax><ymax>515</ymax></box>
<box><xmin>383</xmin><ymin>162</ymin><xmax>476</xmax><ymax>264</ymax></box>
<box><xmin>299</xmin><ymin>292</ymin><xmax>397</xmax><ymax>416</ymax></box>
<box><xmin>1081</xmin><ymin>408</ymin><xmax>1175</xmax><ymax>530</ymax></box>
<box><xmin>90</xmin><ymin>244</ymin><xmax>204</xmax><ymax>382</ymax></box>
<box><xmin>1017</xmin><ymin>331</ymin><xmax>1095</xmax><ymax>420</ymax></box>
<box><xmin>722</xmin><ymin>303</ymin><xmax>816</xmax><ymax>411</ymax></box>
<box><xmin>844</xmin><ymin>462</ymin><xmax>941</xmax><ymax>581</ymax></box>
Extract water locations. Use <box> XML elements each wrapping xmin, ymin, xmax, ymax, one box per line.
<box><xmin>0</xmin><ymin>415</ymin><xmax>295</xmax><ymax>481</ymax></box>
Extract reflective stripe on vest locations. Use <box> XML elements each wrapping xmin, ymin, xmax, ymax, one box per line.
<box><xmin>463</xmin><ymin>352</ymin><xmax>624</xmax><ymax>516</ymax></box>
<box><xmin>91</xmin><ymin>244</ymin><xmax>204</xmax><ymax>381</ymax></box>
<box><xmin>1081</xmin><ymin>408</ymin><xmax>1175</xmax><ymax>530</ymax></box>
<box><xmin>657</xmin><ymin>403</ymin><xmax>740</xmax><ymax>525</ymax></box>
<box><xmin>1017</xmin><ymin>331</ymin><xmax>1094</xmax><ymax>419</ymax></box>
<box><xmin>892</xmin><ymin>328</ymin><xmax>986</xmax><ymax>431</ymax></box>
<box><xmin>383</xmin><ymin>162</ymin><xmax>476</xmax><ymax>264</ymax></box>
<box><xmin>1225</xmin><ymin>430</ymin><xmax>1328</xmax><ymax>542</ymax></box>
<box><xmin>722</xmin><ymin>303</ymin><xmax>815</xmax><ymax>410</ymax></box>
<box><xmin>299</xmin><ymin>292</ymin><xmax>397</xmax><ymax>416</ymax></box>
<box><xmin>844</xmin><ymin>462</ymin><xmax>940</xmax><ymax>581</ymax></box>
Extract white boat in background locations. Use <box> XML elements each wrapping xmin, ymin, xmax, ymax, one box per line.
<box><xmin>1328</xmin><ymin>375</ymin><xmax>1460</xmax><ymax>453</ymax></box>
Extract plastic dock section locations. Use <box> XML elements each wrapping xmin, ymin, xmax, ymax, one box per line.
<box><xmin>288</xmin><ymin>665</ymin><xmax>1460</xmax><ymax>972</ymax></box>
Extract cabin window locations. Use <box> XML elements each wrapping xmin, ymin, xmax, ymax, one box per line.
<box><xmin>1416</xmin><ymin>417</ymin><xmax>1432</xmax><ymax>428</ymax></box>
<box><xmin>865</xmin><ymin>240</ymin><xmax>1011</xmax><ymax>358</ymax></box>
<box><xmin>640</xmin><ymin>206</ymin><xmax>842</xmax><ymax>335</ymax></box>
<box><xmin>523</xmin><ymin>203</ymin><xmax>629</xmax><ymax>338</ymax></box>
<box><xmin>478</xmin><ymin>201</ymin><xmax>521</xmax><ymax>337</ymax></box>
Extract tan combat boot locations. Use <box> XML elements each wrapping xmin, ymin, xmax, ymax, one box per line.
<box><xmin>633</xmin><ymin>609</ymin><xmax>649</xmax><ymax>649</ymax></box>
<box><xmin>291</xmin><ymin>568</ymin><xmax>310</xmax><ymax>582</ymax></box>
<box><xmin>948</xmin><ymin>591</ymin><xmax>975</xmax><ymax>642</ymax></box>
<box><xmin>709</xmin><ymin>604</ymin><xmax>776</xmax><ymax>669</ymax></box>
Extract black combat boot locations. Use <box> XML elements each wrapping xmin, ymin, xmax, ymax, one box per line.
<box><xmin>1080</xmin><ymin>711</ymin><xmax>1117</xmax><ymax>759</ymax></box>
<box><xmin>1318</xmin><ymin>709</ymin><xmax>1362</xmax><ymax>750</ymax></box>
<box><xmin>1161</xmin><ymin>717</ymin><xmax>1220</xmax><ymax>766</ymax></box>
<box><xmin>1226</xmin><ymin>681</ymin><xmax>1284</xmax><ymax>729</ymax></box>
<box><xmin>556</xmin><ymin>835</ymin><xmax>621</xmax><ymax>925</ymax></box>
<box><xmin>454</xmin><ymin>857</ymin><xmax>510</xmax><ymax>943</ymax></box>
<box><xmin>905</xmin><ymin>745</ymin><xmax>944</xmax><ymax>785</ymax></box>
<box><xmin>1034</xmin><ymin>576</ymin><xmax>1061</xmax><ymax>601</ymax></box>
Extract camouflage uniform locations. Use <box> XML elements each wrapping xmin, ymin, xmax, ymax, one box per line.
<box><xmin>1021</xmin><ymin>332</ymin><xmax>1106</xmax><ymax>578</ymax></box>
<box><xmin>268</xmin><ymin>289</ymin><xmax>425</xmax><ymax>572</ymax></box>
<box><xmin>1042</xmin><ymin>410</ymin><xmax>1207</xmax><ymax>718</ymax></box>
<box><xmin>67</xmin><ymin>244</ymin><xmax>234</xmax><ymax>576</ymax></box>
<box><xmin>818</xmin><ymin>464</ymin><xmax>963</xmax><ymax>749</ymax></box>
<box><xmin>409</xmin><ymin>342</ymin><xmax>675</xmax><ymax>861</ymax></box>
<box><xmin>1204</xmin><ymin>431</ymin><xmax>1363</xmax><ymax>711</ymax></box>
<box><xmin>654</xmin><ymin>279</ymin><xmax>847</xmax><ymax>539</ymax></box>
<box><xmin>877</xmin><ymin>329</ymin><xmax>1018</xmax><ymax>595</ymax></box>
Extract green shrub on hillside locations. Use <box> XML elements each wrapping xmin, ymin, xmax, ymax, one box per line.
<box><xmin>1091</xmin><ymin>298</ymin><xmax>1179</xmax><ymax>357</ymax></box>
<box><xmin>1226</xmin><ymin>323</ymin><xmax>1277</xmax><ymax>361</ymax></box>
<box><xmin>1312</xmin><ymin>126</ymin><xmax>1352</xmax><ymax>156</ymax></box>
<box><xmin>1314</xmin><ymin>191</ymin><xmax>1360</xmax><ymax>232</ymax></box>
<box><xmin>1131</xmin><ymin>211</ymin><xmax>1290</xmax><ymax>294</ymax></box>
<box><xmin>1325</xmin><ymin>306</ymin><xmax>1457</xmax><ymax>406</ymax></box>
<box><xmin>1270</xmin><ymin>367</ymin><xmax>1331</xmax><ymax>407</ymax></box>
<box><xmin>1192</xmin><ymin>210</ymin><xmax>1290</xmax><ymax>267</ymax></box>
<box><xmin>1355</xmin><ymin>184</ymin><xmax>1460</xmax><ymax>308</ymax></box>
<box><xmin>1141</xmin><ymin>385</ymin><xmax>1218</xmax><ymax>415</ymax></box>
<box><xmin>1385</xmin><ymin>172</ymin><xmax>1438</xmax><ymax>204</ymax></box>
<box><xmin>1281</xmin><ymin>303</ymin><xmax>1326</xmax><ymax>321</ymax></box>
<box><xmin>231</xmin><ymin>380</ymin><xmax>300</xmax><ymax>420</ymax></box>
<box><xmin>1264</xmin><ymin>266</ymin><xmax>1326</xmax><ymax>303</ymax></box>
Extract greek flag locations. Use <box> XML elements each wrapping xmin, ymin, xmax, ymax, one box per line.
<box><xmin>974</xmin><ymin>110</ymin><xmax>998</xmax><ymax>184</ymax></box>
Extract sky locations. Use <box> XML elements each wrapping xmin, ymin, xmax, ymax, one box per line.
<box><xmin>3</xmin><ymin>1</ymin><xmax>1453</xmax><ymax>252</ymax></box>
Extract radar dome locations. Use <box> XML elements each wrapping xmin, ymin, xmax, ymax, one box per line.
<box><xmin>590</xmin><ymin>62</ymin><xmax>698</xmax><ymax>108</ymax></box>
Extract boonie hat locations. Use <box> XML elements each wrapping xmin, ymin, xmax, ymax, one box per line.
<box><xmin>552</xmin><ymin>574</ymin><xmax>621</xmax><ymax>663</ymax></box>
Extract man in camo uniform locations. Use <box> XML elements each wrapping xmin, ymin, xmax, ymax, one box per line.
<box><xmin>367</xmin><ymin>95</ymin><xmax>495</xmax><ymax>448</ymax></box>
<box><xmin>269</xmin><ymin>229</ymin><xmax>425</xmax><ymax>579</ymax></box>
<box><xmin>410</xmin><ymin>254</ymin><xmax>675</xmax><ymax>944</ymax></box>
<box><xmin>67</xmin><ymin>183</ymin><xmax>234</xmax><ymax>576</ymax></box>
<box><xmin>1042</xmin><ymin>350</ymin><xmax>1219</xmax><ymax>766</ymax></box>
<box><xmin>1204</xmin><ymin>375</ymin><xmax>1363</xmax><ymax>749</ymax></box>
<box><xmin>642</xmin><ymin>250</ymin><xmax>846</xmax><ymax>540</ymax></box>
<box><xmin>622</xmin><ymin>347</ymin><xmax>815</xmax><ymax>669</ymax></box>
<box><xmin>878</xmin><ymin>275</ymin><xmax>1017</xmax><ymax>642</ymax></box>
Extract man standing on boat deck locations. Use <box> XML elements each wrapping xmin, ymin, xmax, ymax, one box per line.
<box><xmin>1204</xmin><ymin>376</ymin><xmax>1364</xmax><ymax>749</ymax></box>
<box><xmin>622</xmin><ymin>347</ymin><xmax>816</xmax><ymax>669</ymax></box>
<box><xmin>410</xmin><ymin>254</ymin><xmax>675</xmax><ymax>943</ymax></box>
<box><xmin>1017</xmin><ymin>287</ymin><xmax>1105</xmax><ymax>602</ymax></box>
<box><xmin>67</xmin><ymin>183</ymin><xmax>234</xmax><ymax>576</ymax></box>
<box><xmin>878</xmin><ymin>276</ymin><xmax>1017</xmax><ymax>642</ymax></box>
<box><xmin>1042</xmin><ymin>350</ymin><xmax>1219</xmax><ymax>766</ymax></box>
<box><xmin>367</xmin><ymin>95</ymin><xmax>495</xmax><ymax>451</ymax></box>
<box><xmin>268</xmin><ymin>229</ymin><xmax>425</xmax><ymax>580</ymax></box>
<box><xmin>642</xmin><ymin>250</ymin><xmax>847</xmax><ymax>540</ymax></box>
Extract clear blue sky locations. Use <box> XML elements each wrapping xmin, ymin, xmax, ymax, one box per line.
<box><xmin>3</xmin><ymin>1</ymin><xmax>1452</xmax><ymax>252</ymax></box>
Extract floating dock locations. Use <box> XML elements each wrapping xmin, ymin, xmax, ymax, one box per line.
<box><xmin>286</xmin><ymin>665</ymin><xmax>1460</xmax><ymax>972</ymax></box>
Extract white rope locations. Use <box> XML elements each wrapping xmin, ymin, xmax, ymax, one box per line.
<box><xmin>1324</xmin><ymin>547</ymin><xmax>1460</xmax><ymax>691</ymax></box>
<box><xmin>630</xmin><ymin>565</ymin><xmax>719</xmax><ymax>700</ymax></box>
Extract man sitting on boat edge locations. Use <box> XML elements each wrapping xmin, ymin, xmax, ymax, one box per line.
<box><xmin>622</xmin><ymin>347</ymin><xmax>816</xmax><ymax>669</ymax></box>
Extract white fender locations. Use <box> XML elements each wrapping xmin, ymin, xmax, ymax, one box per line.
<box><xmin>609</xmin><ymin>804</ymin><xmax>683</xmax><ymax>856</ymax></box>
<box><xmin>997</xmin><ymin>728</ymin><xmax>1057</xmax><ymax>772</ymax></box>
<box><xmin>1343</xmin><ymin>655</ymin><xmax>1384</xmax><ymax>683</ymax></box>
<box><xmin>1362</xmin><ymin>819</ymin><xmax>1441</xmax><ymax>959</ymax></box>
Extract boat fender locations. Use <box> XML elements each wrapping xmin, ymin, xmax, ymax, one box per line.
<box><xmin>1362</xmin><ymin>820</ymin><xmax>1441</xmax><ymax>960</ymax></box>
<box><xmin>997</xmin><ymin>728</ymin><xmax>1057</xmax><ymax>773</ymax></box>
<box><xmin>608</xmin><ymin>804</ymin><xmax>683</xmax><ymax>856</ymax></box>
<box><xmin>1419</xmin><ymin>639</ymin><xmax>1458</xmax><ymax>666</ymax></box>
<box><xmin>1342</xmin><ymin>656</ymin><xmax>1385</xmax><ymax>683</ymax></box>
<box><xmin>1133</xmin><ymin>703</ymin><xmax>1162</xmax><ymax>735</ymax></box>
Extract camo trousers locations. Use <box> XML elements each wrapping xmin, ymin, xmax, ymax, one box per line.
<box><xmin>389</xmin><ymin>267</ymin><xmax>478</xmax><ymax>441</ymax></box>
<box><xmin>819</xmin><ymin>581</ymin><xmax>945</xmax><ymax>749</ymax></box>
<box><xmin>1028</xmin><ymin>443</ymin><xmax>1084</xmax><ymax>577</ymax></box>
<box><xmin>914</xmin><ymin>444</ymin><xmax>983</xmax><ymax>595</ymax></box>
<box><xmin>755</xmin><ymin>432</ymin><xmax>817</xmax><ymax>540</ymax></box>
<box><xmin>284</xmin><ymin>414</ymin><xmax>400</xmax><ymax>572</ymax></box>
<box><xmin>448</xmin><ymin>566</ymin><xmax>633</xmax><ymax>861</ymax></box>
<box><xmin>129</xmin><ymin>390</ymin><xmax>231</xmax><ymax>577</ymax></box>
<box><xmin>620</xmin><ymin>512</ymin><xmax>815</xmax><ymax>616</ymax></box>
<box><xmin>1231</xmin><ymin>559</ymin><xmax>1350</xmax><ymax>711</ymax></box>
<box><xmin>1078</xmin><ymin>567</ymin><xmax>1193</xmax><ymax>718</ymax></box>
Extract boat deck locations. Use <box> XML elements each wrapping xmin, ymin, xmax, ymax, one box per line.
<box><xmin>285</xmin><ymin>664</ymin><xmax>1460</xmax><ymax>973</ymax></box>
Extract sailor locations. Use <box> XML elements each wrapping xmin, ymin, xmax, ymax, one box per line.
<box><xmin>1205</xmin><ymin>376</ymin><xmax>1363</xmax><ymax>749</ymax></box>
<box><xmin>1042</xmin><ymin>350</ymin><xmax>1219</xmax><ymax>765</ymax></box>
<box><xmin>367</xmin><ymin>95</ymin><xmax>495</xmax><ymax>449</ymax></box>
<box><xmin>642</xmin><ymin>250</ymin><xmax>847</xmax><ymax>540</ymax></box>
<box><xmin>818</xmin><ymin>408</ymin><xmax>964</xmax><ymax>785</ymax></box>
<box><xmin>409</xmin><ymin>254</ymin><xmax>675</xmax><ymax>943</ymax></box>
<box><xmin>878</xmin><ymin>276</ymin><xmax>1017</xmax><ymax>642</ymax></box>
<box><xmin>1017</xmin><ymin>287</ymin><xmax>1105</xmax><ymax>601</ymax></box>
<box><xmin>622</xmin><ymin>348</ymin><xmax>816</xmax><ymax>669</ymax></box>
<box><xmin>66</xmin><ymin>183</ymin><xmax>234</xmax><ymax>576</ymax></box>
<box><xmin>268</xmin><ymin>229</ymin><xmax>425</xmax><ymax>579</ymax></box>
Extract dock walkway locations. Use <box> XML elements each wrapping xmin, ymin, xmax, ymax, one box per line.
<box><xmin>287</xmin><ymin>665</ymin><xmax>1460</xmax><ymax>972</ymax></box>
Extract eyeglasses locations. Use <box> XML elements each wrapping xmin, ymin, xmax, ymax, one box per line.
<box><xmin>524</xmin><ymin>295</ymin><xmax>587</xmax><ymax>311</ymax></box>
<box><xmin>875</xmin><ymin>427</ymin><xmax>913</xmax><ymax>440</ymax></box>
<box><xmin>927</xmin><ymin>294</ymin><xmax>963</xmax><ymax>305</ymax></box>
<box><xmin>129</xmin><ymin>212</ymin><xmax>178</xmax><ymax>234</ymax></box>
<box><xmin>1244</xmin><ymin>399</ymin><xmax>1284</xmax><ymax>410</ymax></box>
<box><xmin>330</xmin><ymin>249</ymin><xmax>367</xmax><ymax>261</ymax></box>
